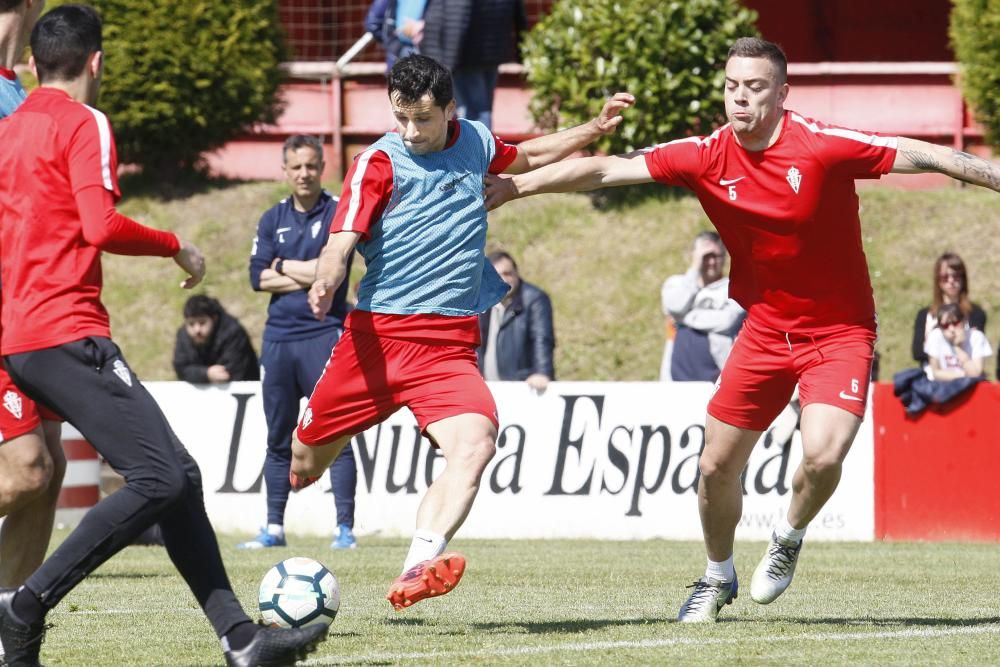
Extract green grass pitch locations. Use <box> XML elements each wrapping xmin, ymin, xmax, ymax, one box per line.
<box><xmin>35</xmin><ymin>531</ymin><xmax>1000</xmax><ymax>665</ymax></box>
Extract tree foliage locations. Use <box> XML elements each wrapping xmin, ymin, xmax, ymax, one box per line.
<box><xmin>522</xmin><ymin>0</ymin><xmax>758</xmax><ymax>155</ymax></box>
<box><xmin>92</xmin><ymin>0</ymin><xmax>286</xmax><ymax>171</ymax></box>
<box><xmin>950</xmin><ymin>0</ymin><xmax>1000</xmax><ymax>149</ymax></box>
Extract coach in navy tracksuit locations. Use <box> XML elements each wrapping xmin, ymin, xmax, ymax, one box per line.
<box><xmin>243</xmin><ymin>134</ymin><xmax>358</xmax><ymax>550</ymax></box>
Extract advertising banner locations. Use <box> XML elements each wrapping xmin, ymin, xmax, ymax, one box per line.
<box><xmin>122</xmin><ymin>381</ymin><xmax>874</xmax><ymax>541</ymax></box>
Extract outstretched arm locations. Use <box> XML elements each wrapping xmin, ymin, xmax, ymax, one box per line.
<box><xmin>502</xmin><ymin>93</ymin><xmax>635</xmax><ymax>174</ymax></box>
<box><xmin>486</xmin><ymin>150</ymin><xmax>654</xmax><ymax>210</ymax></box>
<box><xmin>308</xmin><ymin>231</ymin><xmax>361</xmax><ymax>319</ymax></box>
<box><xmin>892</xmin><ymin>137</ymin><xmax>1000</xmax><ymax>191</ymax></box>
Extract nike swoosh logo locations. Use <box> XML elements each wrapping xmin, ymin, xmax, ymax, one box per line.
<box><xmin>415</xmin><ymin>537</ymin><xmax>433</xmax><ymax>543</ymax></box>
<box><xmin>276</xmin><ymin>227</ymin><xmax>292</xmax><ymax>233</ymax></box>
<box><xmin>719</xmin><ymin>177</ymin><xmax>746</xmax><ymax>186</ymax></box>
<box><xmin>838</xmin><ymin>391</ymin><xmax>863</xmax><ymax>402</ymax></box>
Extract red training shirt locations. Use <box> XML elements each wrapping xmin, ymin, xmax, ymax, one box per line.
<box><xmin>0</xmin><ymin>88</ymin><xmax>180</xmax><ymax>354</ymax></box>
<box><xmin>333</xmin><ymin>120</ymin><xmax>519</xmax><ymax>344</ymax></box>
<box><xmin>644</xmin><ymin>110</ymin><xmax>897</xmax><ymax>332</ymax></box>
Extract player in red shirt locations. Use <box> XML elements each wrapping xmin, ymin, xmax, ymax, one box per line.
<box><xmin>0</xmin><ymin>0</ymin><xmax>68</xmax><ymax>615</ymax></box>
<box><xmin>0</xmin><ymin>6</ymin><xmax>327</xmax><ymax>665</ymax></box>
<box><xmin>486</xmin><ymin>37</ymin><xmax>1000</xmax><ymax>622</ymax></box>
<box><xmin>289</xmin><ymin>54</ymin><xmax>634</xmax><ymax>612</ymax></box>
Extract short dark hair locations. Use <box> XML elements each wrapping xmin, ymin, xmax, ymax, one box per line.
<box><xmin>487</xmin><ymin>250</ymin><xmax>517</xmax><ymax>270</ymax></box>
<box><xmin>30</xmin><ymin>4</ymin><xmax>102</xmax><ymax>84</ymax></box>
<box><xmin>937</xmin><ymin>302</ymin><xmax>965</xmax><ymax>326</ymax></box>
<box><xmin>694</xmin><ymin>230</ymin><xmax>726</xmax><ymax>256</ymax></box>
<box><xmin>0</xmin><ymin>1</ymin><xmax>26</xmax><ymax>13</ymax></box>
<box><xmin>282</xmin><ymin>134</ymin><xmax>324</xmax><ymax>163</ymax></box>
<box><xmin>183</xmin><ymin>295</ymin><xmax>222</xmax><ymax>320</ymax></box>
<box><xmin>387</xmin><ymin>54</ymin><xmax>453</xmax><ymax>109</ymax></box>
<box><xmin>727</xmin><ymin>37</ymin><xmax>787</xmax><ymax>83</ymax></box>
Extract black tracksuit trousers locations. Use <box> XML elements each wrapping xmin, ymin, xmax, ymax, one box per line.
<box><xmin>5</xmin><ymin>336</ymin><xmax>249</xmax><ymax>638</ymax></box>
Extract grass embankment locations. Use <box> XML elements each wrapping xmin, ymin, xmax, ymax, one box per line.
<box><xmin>106</xmin><ymin>180</ymin><xmax>1000</xmax><ymax>382</ymax></box>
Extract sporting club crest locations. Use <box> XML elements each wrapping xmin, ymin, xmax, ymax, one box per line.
<box><xmin>113</xmin><ymin>359</ymin><xmax>133</xmax><ymax>387</ymax></box>
<box><xmin>3</xmin><ymin>390</ymin><xmax>22</xmax><ymax>419</ymax></box>
<box><xmin>786</xmin><ymin>166</ymin><xmax>802</xmax><ymax>194</ymax></box>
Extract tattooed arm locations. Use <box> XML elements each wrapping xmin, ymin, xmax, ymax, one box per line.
<box><xmin>892</xmin><ymin>137</ymin><xmax>1000</xmax><ymax>191</ymax></box>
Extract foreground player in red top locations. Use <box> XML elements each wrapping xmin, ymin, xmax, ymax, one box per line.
<box><xmin>0</xmin><ymin>0</ymin><xmax>68</xmax><ymax>617</ymax></box>
<box><xmin>0</xmin><ymin>6</ymin><xmax>327</xmax><ymax>666</ymax></box>
<box><xmin>486</xmin><ymin>37</ymin><xmax>1000</xmax><ymax>622</ymax></box>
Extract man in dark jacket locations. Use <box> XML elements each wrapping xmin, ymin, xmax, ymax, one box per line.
<box><xmin>478</xmin><ymin>251</ymin><xmax>555</xmax><ymax>392</ymax></box>
<box><xmin>173</xmin><ymin>295</ymin><xmax>259</xmax><ymax>383</ymax></box>
<box><xmin>420</xmin><ymin>0</ymin><xmax>527</xmax><ymax>128</ymax></box>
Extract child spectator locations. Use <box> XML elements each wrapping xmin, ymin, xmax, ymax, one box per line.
<box><xmin>925</xmin><ymin>303</ymin><xmax>992</xmax><ymax>380</ymax></box>
<box><xmin>911</xmin><ymin>252</ymin><xmax>986</xmax><ymax>370</ymax></box>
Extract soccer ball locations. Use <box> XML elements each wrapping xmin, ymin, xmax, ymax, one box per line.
<box><xmin>258</xmin><ymin>557</ymin><xmax>340</xmax><ymax>628</ymax></box>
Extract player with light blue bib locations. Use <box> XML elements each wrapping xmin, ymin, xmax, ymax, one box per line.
<box><xmin>284</xmin><ymin>54</ymin><xmax>634</xmax><ymax>611</ymax></box>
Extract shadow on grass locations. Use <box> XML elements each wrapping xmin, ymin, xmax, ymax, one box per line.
<box><xmin>471</xmin><ymin>616</ymin><xmax>668</xmax><ymax>634</ymax></box>
<box><xmin>384</xmin><ymin>616</ymin><xmax>431</xmax><ymax>627</ymax></box>
<box><xmin>752</xmin><ymin>616</ymin><xmax>1000</xmax><ymax>628</ymax></box>
<box><xmin>87</xmin><ymin>572</ymin><xmax>173</xmax><ymax>579</ymax></box>
<box><xmin>119</xmin><ymin>169</ymin><xmax>256</xmax><ymax>202</ymax></box>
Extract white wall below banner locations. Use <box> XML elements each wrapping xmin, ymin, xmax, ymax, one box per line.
<box><xmin>123</xmin><ymin>381</ymin><xmax>874</xmax><ymax>542</ymax></box>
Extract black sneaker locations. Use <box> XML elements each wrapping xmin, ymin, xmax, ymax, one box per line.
<box><xmin>223</xmin><ymin>623</ymin><xmax>328</xmax><ymax>667</ymax></box>
<box><xmin>0</xmin><ymin>588</ymin><xmax>48</xmax><ymax>667</ymax></box>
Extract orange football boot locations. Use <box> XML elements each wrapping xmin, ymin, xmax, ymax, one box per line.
<box><xmin>288</xmin><ymin>470</ymin><xmax>320</xmax><ymax>492</ymax></box>
<box><xmin>386</xmin><ymin>552</ymin><xmax>466</xmax><ymax>611</ymax></box>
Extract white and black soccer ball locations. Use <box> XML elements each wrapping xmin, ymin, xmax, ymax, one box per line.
<box><xmin>258</xmin><ymin>557</ymin><xmax>340</xmax><ymax>628</ymax></box>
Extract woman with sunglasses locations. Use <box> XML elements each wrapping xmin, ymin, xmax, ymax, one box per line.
<box><xmin>924</xmin><ymin>302</ymin><xmax>992</xmax><ymax>380</ymax></box>
<box><xmin>911</xmin><ymin>252</ymin><xmax>987</xmax><ymax>372</ymax></box>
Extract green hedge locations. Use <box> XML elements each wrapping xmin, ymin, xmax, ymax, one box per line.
<box><xmin>522</xmin><ymin>0</ymin><xmax>758</xmax><ymax>156</ymax></box>
<box><xmin>950</xmin><ymin>0</ymin><xmax>1000</xmax><ymax>150</ymax></box>
<box><xmin>92</xmin><ymin>0</ymin><xmax>286</xmax><ymax>172</ymax></box>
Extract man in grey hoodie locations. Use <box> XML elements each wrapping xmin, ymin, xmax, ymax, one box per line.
<box><xmin>661</xmin><ymin>231</ymin><xmax>745</xmax><ymax>382</ymax></box>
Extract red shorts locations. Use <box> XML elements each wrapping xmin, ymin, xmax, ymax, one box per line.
<box><xmin>708</xmin><ymin>318</ymin><xmax>877</xmax><ymax>431</ymax></box>
<box><xmin>0</xmin><ymin>366</ymin><xmax>60</xmax><ymax>443</ymax></box>
<box><xmin>296</xmin><ymin>327</ymin><xmax>498</xmax><ymax>446</ymax></box>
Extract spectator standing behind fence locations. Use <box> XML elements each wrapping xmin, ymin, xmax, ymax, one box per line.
<box><xmin>477</xmin><ymin>251</ymin><xmax>555</xmax><ymax>393</ymax></box>
<box><xmin>420</xmin><ymin>0</ymin><xmax>527</xmax><ymax>129</ymax></box>
<box><xmin>243</xmin><ymin>134</ymin><xmax>359</xmax><ymax>551</ymax></box>
<box><xmin>364</xmin><ymin>0</ymin><xmax>426</xmax><ymax>68</ymax></box>
<box><xmin>911</xmin><ymin>252</ymin><xmax>986</xmax><ymax>371</ymax></box>
<box><xmin>661</xmin><ymin>232</ymin><xmax>745</xmax><ymax>382</ymax></box>
<box><xmin>924</xmin><ymin>303</ymin><xmax>992</xmax><ymax>380</ymax></box>
<box><xmin>173</xmin><ymin>295</ymin><xmax>259</xmax><ymax>384</ymax></box>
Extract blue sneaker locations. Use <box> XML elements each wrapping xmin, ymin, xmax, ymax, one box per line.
<box><xmin>330</xmin><ymin>524</ymin><xmax>357</xmax><ymax>550</ymax></box>
<box><xmin>237</xmin><ymin>529</ymin><xmax>286</xmax><ymax>550</ymax></box>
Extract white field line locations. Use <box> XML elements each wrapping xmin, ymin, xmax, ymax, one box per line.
<box><xmin>302</xmin><ymin>623</ymin><xmax>1000</xmax><ymax>664</ymax></box>
<box><xmin>45</xmin><ymin>610</ymin><xmax>1000</xmax><ymax>662</ymax></box>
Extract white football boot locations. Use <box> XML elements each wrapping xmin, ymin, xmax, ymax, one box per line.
<box><xmin>677</xmin><ymin>574</ymin><xmax>739</xmax><ymax>622</ymax></box>
<box><xmin>750</xmin><ymin>532</ymin><xmax>803</xmax><ymax>604</ymax></box>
